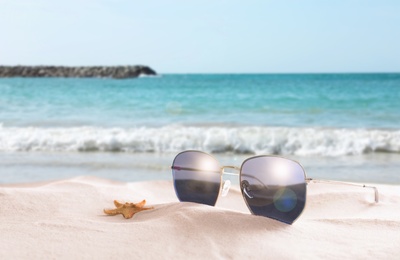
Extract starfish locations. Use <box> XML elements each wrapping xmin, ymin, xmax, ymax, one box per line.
<box><xmin>104</xmin><ymin>199</ymin><xmax>153</xmax><ymax>219</ymax></box>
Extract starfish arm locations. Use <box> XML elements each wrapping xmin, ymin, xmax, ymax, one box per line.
<box><xmin>135</xmin><ymin>200</ymin><xmax>147</xmax><ymax>208</ymax></box>
<box><xmin>122</xmin><ymin>210</ymin><xmax>135</xmax><ymax>219</ymax></box>
<box><xmin>104</xmin><ymin>209</ymin><xmax>119</xmax><ymax>216</ymax></box>
<box><xmin>113</xmin><ymin>200</ymin><xmax>123</xmax><ymax>207</ymax></box>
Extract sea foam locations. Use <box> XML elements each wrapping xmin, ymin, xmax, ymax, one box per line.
<box><xmin>0</xmin><ymin>125</ymin><xmax>399</xmax><ymax>156</ymax></box>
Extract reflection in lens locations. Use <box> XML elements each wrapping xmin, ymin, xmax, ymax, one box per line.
<box><xmin>273</xmin><ymin>187</ymin><xmax>297</xmax><ymax>213</ymax></box>
<box><xmin>172</xmin><ymin>151</ymin><xmax>222</xmax><ymax>206</ymax></box>
<box><xmin>240</xmin><ymin>156</ymin><xmax>306</xmax><ymax>224</ymax></box>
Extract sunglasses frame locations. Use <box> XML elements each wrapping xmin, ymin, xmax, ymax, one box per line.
<box><xmin>171</xmin><ymin>150</ymin><xmax>379</xmax><ymax>224</ymax></box>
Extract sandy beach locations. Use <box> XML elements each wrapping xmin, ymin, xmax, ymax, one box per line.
<box><xmin>1</xmin><ymin>176</ymin><xmax>399</xmax><ymax>259</ymax></box>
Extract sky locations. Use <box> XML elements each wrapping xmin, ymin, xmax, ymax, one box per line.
<box><xmin>1</xmin><ymin>0</ymin><xmax>399</xmax><ymax>73</ymax></box>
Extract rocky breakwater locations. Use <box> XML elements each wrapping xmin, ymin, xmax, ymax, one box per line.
<box><xmin>0</xmin><ymin>65</ymin><xmax>157</xmax><ymax>79</ymax></box>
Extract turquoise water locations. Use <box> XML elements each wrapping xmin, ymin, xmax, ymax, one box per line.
<box><xmin>1</xmin><ymin>73</ymin><xmax>399</xmax><ymax>128</ymax></box>
<box><xmin>0</xmin><ymin>74</ymin><xmax>399</xmax><ymax>183</ymax></box>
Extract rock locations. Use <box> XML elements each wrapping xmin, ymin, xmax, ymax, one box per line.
<box><xmin>0</xmin><ymin>65</ymin><xmax>157</xmax><ymax>78</ymax></box>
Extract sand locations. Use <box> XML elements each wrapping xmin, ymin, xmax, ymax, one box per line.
<box><xmin>0</xmin><ymin>176</ymin><xmax>399</xmax><ymax>259</ymax></box>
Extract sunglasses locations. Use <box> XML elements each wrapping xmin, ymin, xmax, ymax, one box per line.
<box><xmin>171</xmin><ymin>150</ymin><xmax>379</xmax><ymax>224</ymax></box>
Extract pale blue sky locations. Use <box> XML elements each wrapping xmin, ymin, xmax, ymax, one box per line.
<box><xmin>1</xmin><ymin>0</ymin><xmax>399</xmax><ymax>73</ymax></box>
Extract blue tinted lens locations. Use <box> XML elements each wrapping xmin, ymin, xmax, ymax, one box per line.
<box><xmin>172</xmin><ymin>151</ymin><xmax>222</xmax><ymax>206</ymax></box>
<box><xmin>240</xmin><ymin>156</ymin><xmax>306</xmax><ymax>224</ymax></box>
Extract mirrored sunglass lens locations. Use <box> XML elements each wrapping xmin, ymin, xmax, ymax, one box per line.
<box><xmin>172</xmin><ymin>151</ymin><xmax>221</xmax><ymax>206</ymax></box>
<box><xmin>240</xmin><ymin>156</ymin><xmax>306</xmax><ymax>224</ymax></box>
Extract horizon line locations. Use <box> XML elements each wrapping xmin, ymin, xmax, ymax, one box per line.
<box><xmin>1</xmin><ymin>65</ymin><xmax>399</xmax><ymax>75</ymax></box>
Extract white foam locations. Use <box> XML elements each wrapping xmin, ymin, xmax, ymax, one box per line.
<box><xmin>0</xmin><ymin>124</ymin><xmax>399</xmax><ymax>156</ymax></box>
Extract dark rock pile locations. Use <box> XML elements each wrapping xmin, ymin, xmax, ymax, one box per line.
<box><xmin>0</xmin><ymin>65</ymin><xmax>157</xmax><ymax>79</ymax></box>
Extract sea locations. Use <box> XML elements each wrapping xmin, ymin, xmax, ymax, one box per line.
<box><xmin>0</xmin><ymin>73</ymin><xmax>399</xmax><ymax>184</ymax></box>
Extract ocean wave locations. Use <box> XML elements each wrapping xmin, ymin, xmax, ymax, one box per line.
<box><xmin>0</xmin><ymin>125</ymin><xmax>399</xmax><ymax>156</ymax></box>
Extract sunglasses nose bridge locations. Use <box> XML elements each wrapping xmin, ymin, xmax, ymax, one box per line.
<box><xmin>221</xmin><ymin>165</ymin><xmax>240</xmax><ymax>175</ymax></box>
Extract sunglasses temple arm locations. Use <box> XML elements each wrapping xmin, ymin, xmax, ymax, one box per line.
<box><xmin>306</xmin><ymin>178</ymin><xmax>379</xmax><ymax>203</ymax></box>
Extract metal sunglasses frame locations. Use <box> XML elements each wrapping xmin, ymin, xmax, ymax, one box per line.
<box><xmin>171</xmin><ymin>150</ymin><xmax>379</xmax><ymax>224</ymax></box>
